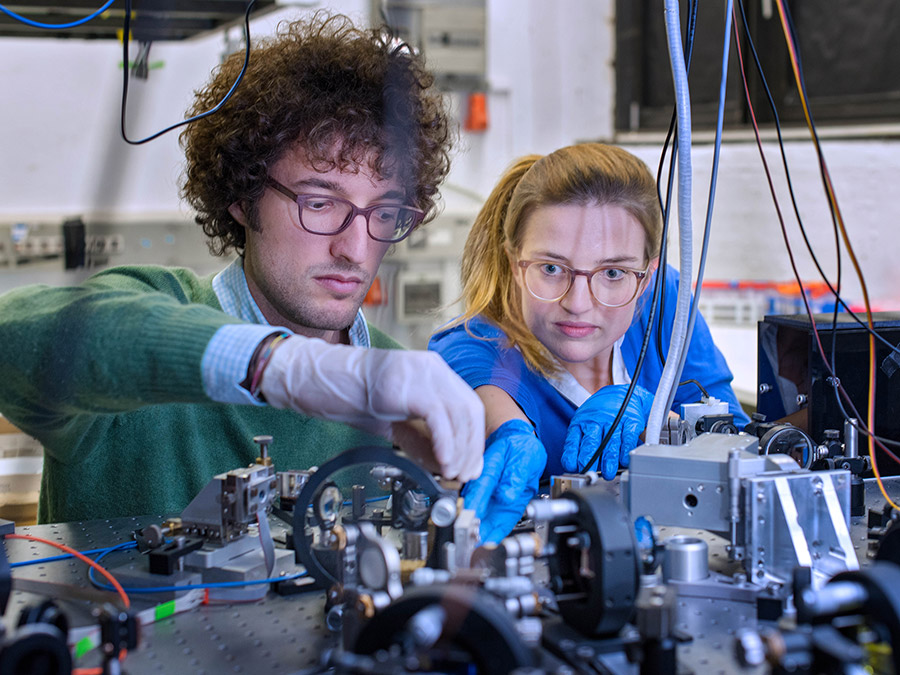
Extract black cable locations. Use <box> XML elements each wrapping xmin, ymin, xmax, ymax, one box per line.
<box><xmin>735</xmin><ymin>0</ymin><xmax>900</xmax><ymax>359</ymax></box>
<box><xmin>120</xmin><ymin>0</ymin><xmax>256</xmax><ymax>145</ymax></box>
<box><xmin>679</xmin><ymin>379</ymin><xmax>709</xmax><ymax>399</ymax></box>
<box><xmin>736</xmin><ymin>1</ymin><xmax>900</xmax><ymax>466</ymax></box>
<box><xmin>654</xmin><ymin>134</ymin><xmax>675</xmax><ymax>371</ymax></box>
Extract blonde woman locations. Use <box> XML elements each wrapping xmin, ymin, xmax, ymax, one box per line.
<box><xmin>429</xmin><ymin>143</ymin><xmax>748</xmax><ymax>542</ymax></box>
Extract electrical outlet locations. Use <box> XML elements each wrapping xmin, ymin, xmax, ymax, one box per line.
<box><xmin>107</xmin><ymin>234</ymin><xmax>125</xmax><ymax>255</ymax></box>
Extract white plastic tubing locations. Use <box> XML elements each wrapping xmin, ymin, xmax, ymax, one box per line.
<box><xmin>645</xmin><ymin>0</ymin><xmax>694</xmax><ymax>445</ymax></box>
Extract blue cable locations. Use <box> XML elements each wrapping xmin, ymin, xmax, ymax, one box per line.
<box><xmin>342</xmin><ymin>495</ymin><xmax>391</xmax><ymax>506</ymax></box>
<box><xmin>121</xmin><ymin>0</ymin><xmax>256</xmax><ymax>144</ymax></box>
<box><xmin>0</xmin><ymin>0</ymin><xmax>114</xmax><ymax>29</ymax></box>
<box><xmin>95</xmin><ymin>571</ymin><xmax>308</xmax><ymax>595</ymax></box>
<box><xmin>10</xmin><ymin>541</ymin><xmax>138</xmax><ymax>568</ymax></box>
<box><xmin>87</xmin><ymin>539</ymin><xmax>307</xmax><ymax>594</ymax></box>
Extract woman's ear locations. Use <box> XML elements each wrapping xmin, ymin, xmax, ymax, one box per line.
<box><xmin>637</xmin><ymin>256</ymin><xmax>660</xmax><ymax>298</ymax></box>
<box><xmin>506</xmin><ymin>248</ymin><xmax>522</xmax><ymax>288</ymax></box>
<box><xmin>228</xmin><ymin>201</ymin><xmax>249</xmax><ymax>227</ymax></box>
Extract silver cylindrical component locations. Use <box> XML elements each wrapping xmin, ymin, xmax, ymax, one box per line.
<box><xmin>407</xmin><ymin>605</ymin><xmax>446</xmax><ymax>648</ymax></box>
<box><xmin>515</xmin><ymin>616</ymin><xmax>543</xmax><ymax>646</ymax></box>
<box><xmin>663</xmin><ymin>536</ymin><xmax>709</xmax><ymax>582</ymax></box>
<box><xmin>525</xmin><ymin>498</ymin><xmax>579</xmax><ymax>522</ymax></box>
<box><xmin>403</xmin><ymin>529</ymin><xmax>429</xmax><ymax>560</ymax></box>
<box><xmin>325</xmin><ymin>604</ymin><xmax>343</xmax><ymax>633</ymax></box>
<box><xmin>728</xmin><ymin>449</ymin><xmax>742</xmax><ymax>546</ymax></box>
<box><xmin>442</xmin><ymin>542</ymin><xmax>457</xmax><ymax>574</ymax></box>
<box><xmin>351</xmin><ymin>485</ymin><xmax>366</xmax><ymax>520</ymax></box>
<box><xmin>430</xmin><ymin>496</ymin><xmax>457</xmax><ymax>527</ymax></box>
<box><xmin>844</xmin><ymin>418</ymin><xmax>859</xmax><ymax>459</ymax></box>
<box><xmin>401</xmin><ymin>490</ymin><xmax>430</xmax><ymax>525</ymax></box>
<box><xmin>502</xmin><ymin>532</ymin><xmax>539</xmax><ymax>559</ymax></box>
<box><xmin>484</xmin><ymin>576</ymin><xmax>534</xmax><ymax>597</ymax></box>
<box><xmin>801</xmin><ymin>580</ymin><xmax>868</xmax><ymax>617</ymax></box>
<box><xmin>504</xmin><ymin>593</ymin><xmax>539</xmax><ymax>617</ymax></box>
<box><xmin>735</xmin><ymin>628</ymin><xmax>766</xmax><ymax>667</ymax></box>
<box><xmin>253</xmin><ymin>434</ymin><xmax>273</xmax><ymax>462</ymax></box>
<box><xmin>410</xmin><ymin>567</ymin><xmax>452</xmax><ymax>586</ymax></box>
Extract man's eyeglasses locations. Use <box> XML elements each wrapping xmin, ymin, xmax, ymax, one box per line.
<box><xmin>266</xmin><ymin>177</ymin><xmax>425</xmax><ymax>243</ymax></box>
<box><xmin>517</xmin><ymin>259</ymin><xmax>649</xmax><ymax>308</ymax></box>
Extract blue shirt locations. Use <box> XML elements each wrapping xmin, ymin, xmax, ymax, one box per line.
<box><xmin>428</xmin><ymin>265</ymin><xmax>749</xmax><ymax>478</ymax></box>
<box><xmin>201</xmin><ymin>258</ymin><xmax>371</xmax><ymax>405</ymax></box>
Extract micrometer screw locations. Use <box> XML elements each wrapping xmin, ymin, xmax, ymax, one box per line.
<box><xmin>253</xmin><ymin>435</ymin><xmax>273</xmax><ymax>464</ymax></box>
<box><xmin>430</xmin><ymin>496</ymin><xmax>457</xmax><ymax>528</ymax></box>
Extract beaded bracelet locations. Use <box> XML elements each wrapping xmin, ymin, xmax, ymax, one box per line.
<box><xmin>246</xmin><ymin>332</ymin><xmax>291</xmax><ymax>401</ymax></box>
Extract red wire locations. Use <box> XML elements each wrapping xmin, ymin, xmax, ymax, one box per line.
<box><xmin>731</xmin><ymin>6</ymin><xmax>900</xmax><ymax>480</ymax></box>
<box><xmin>6</xmin><ymin>533</ymin><xmax>131</xmax><ymax>674</ymax></box>
<box><xmin>7</xmin><ymin>533</ymin><xmax>130</xmax><ymax>608</ymax></box>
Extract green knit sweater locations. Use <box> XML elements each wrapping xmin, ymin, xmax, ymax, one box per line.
<box><xmin>0</xmin><ymin>265</ymin><xmax>402</xmax><ymax>523</ymax></box>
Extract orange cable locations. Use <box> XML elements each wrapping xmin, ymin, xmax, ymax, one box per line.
<box><xmin>7</xmin><ymin>533</ymin><xmax>130</xmax><ymax>608</ymax></box>
<box><xmin>7</xmin><ymin>533</ymin><xmax>131</xmax><ymax>674</ymax></box>
<box><xmin>772</xmin><ymin>0</ymin><xmax>893</xmax><ymax>510</ymax></box>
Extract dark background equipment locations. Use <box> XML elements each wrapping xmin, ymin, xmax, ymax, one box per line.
<box><xmin>756</xmin><ymin>312</ymin><xmax>900</xmax><ymax>474</ymax></box>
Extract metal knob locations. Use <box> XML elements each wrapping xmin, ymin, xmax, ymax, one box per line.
<box><xmin>253</xmin><ymin>435</ymin><xmax>273</xmax><ymax>464</ymax></box>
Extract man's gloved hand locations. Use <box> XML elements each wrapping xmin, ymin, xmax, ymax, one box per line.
<box><xmin>561</xmin><ymin>384</ymin><xmax>654</xmax><ymax>479</ymax></box>
<box><xmin>259</xmin><ymin>337</ymin><xmax>485</xmax><ymax>482</ymax></box>
<box><xmin>462</xmin><ymin>419</ymin><xmax>547</xmax><ymax>544</ymax></box>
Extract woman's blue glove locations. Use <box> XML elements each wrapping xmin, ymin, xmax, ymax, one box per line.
<box><xmin>462</xmin><ymin>418</ymin><xmax>548</xmax><ymax>544</ymax></box>
<box><xmin>561</xmin><ymin>384</ymin><xmax>655</xmax><ymax>479</ymax></box>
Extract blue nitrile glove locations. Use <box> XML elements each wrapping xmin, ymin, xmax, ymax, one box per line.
<box><xmin>562</xmin><ymin>384</ymin><xmax>655</xmax><ymax>479</ymax></box>
<box><xmin>462</xmin><ymin>419</ymin><xmax>548</xmax><ymax>544</ymax></box>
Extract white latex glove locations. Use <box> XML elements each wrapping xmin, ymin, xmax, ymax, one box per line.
<box><xmin>259</xmin><ymin>337</ymin><xmax>485</xmax><ymax>481</ymax></box>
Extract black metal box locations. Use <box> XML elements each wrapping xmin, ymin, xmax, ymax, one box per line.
<box><xmin>757</xmin><ymin>312</ymin><xmax>900</xmax><ymax>473</ymax></box>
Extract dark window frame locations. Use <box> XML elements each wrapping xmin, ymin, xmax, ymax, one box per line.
<box><xmin>615</xmin><ymin>0</ymin><xmax>900</xmax><ymax>134</ymax></box>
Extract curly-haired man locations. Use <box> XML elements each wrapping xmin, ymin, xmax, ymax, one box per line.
<box><xmin>0</xmin><ymin>12</ymin><xmax>484</xmax><ymax>523</ymax></box>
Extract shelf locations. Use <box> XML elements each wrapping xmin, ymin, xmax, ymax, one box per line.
<box><xmin>0</xmin><ymin>0</ymin><xmax>279</xmax><ymax>41</ymax></box>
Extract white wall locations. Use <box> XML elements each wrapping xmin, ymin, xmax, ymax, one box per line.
<box><xmin>1</xmin><ymin>0</ymin><xmax>897</xmax><ymax>314</ymax></box>
<box><xmin>622</xmin><ymin>139</ymin><xmax>900</xmax><ymax>310</ymax></box>
<box><xmin>0</xmin><ymin>1</ymin><xmax>371</xmax><ymax>222</ymax></box>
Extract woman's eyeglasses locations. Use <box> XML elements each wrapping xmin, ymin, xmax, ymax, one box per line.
<box><xmin>517</xmin><ymin>259</ymin><xmax>649</xmax><ymax>308</ymax></box>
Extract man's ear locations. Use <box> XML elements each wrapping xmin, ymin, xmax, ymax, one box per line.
<box><xmin>647</xmin><ymin>256</ymin><xmax>660</xmax><ymax>278</ymax></box>
<box><xmin>228</xmin><ymin>202</ymin><xmax>249</xmax><ymax>227</ymax></box>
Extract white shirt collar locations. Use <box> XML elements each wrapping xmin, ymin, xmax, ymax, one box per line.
<box><xmin>547</xmin><ymin>336</ymin><xmax>631</xmax><ymax>407</ymax></box>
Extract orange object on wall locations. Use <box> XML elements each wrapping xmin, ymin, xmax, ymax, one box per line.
<box><xmin>363</xmin><ymin>276</ymin><xmax>385</xmax><ymax>305</ymax></box>
<box><xmin>464</xmin><ymin>92</ymin><xmax>489</xmax><ymax>132</ymax></box>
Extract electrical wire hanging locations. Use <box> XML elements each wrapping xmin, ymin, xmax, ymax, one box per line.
<box><xmin>120</xmin><ymin>0</ymin><xmax>256</xmax><ymax>144</ymax></box>
<box><xmin>733</xmin><ymin>1</ymin><xmax>900</xmax><ymax>361</ymax></box>
<box><xmin>732</xmin><ymin>1</ymin><xmax>899</xmax><ymax>509</ymax></box>
<box><xmin>0</xmin><ymin>0</ymin><xmax>114</xmax><ymax>30</ymax></box>
<box><xmin>644</xmin><ymin>0</ymin><xmax>696</xmax><ymax>445</ymax></box>
<box><xmin>772</xmin><ymin>0</ymin><xmax>893</xmax><ymax>509</ymax></box>
<box><xmin>580</xmin><ymin>0</ymin><xmax>702</xmax><ymax>474</ymax></box>
<box><xmin>5</xmin><ymin>532</ymin><xmax>131</xmax><ymax>675</ymax></box>
<box><xmin>654</xmin><ymin>0</ymin><xmax>699</xmax><ymax>372</ymax></box>
<box><xmin>733</xmin><ymin>0</ymin><xmax>900</xmax><ymax>461</ymax></box>
<box><xmin>665</xmin><ymin>0</ymin><xmax>734</xmax><ymax>415</ymax></box>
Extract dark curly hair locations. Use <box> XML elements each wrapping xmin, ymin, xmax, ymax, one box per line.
<box><xmin>180</xmin><ymin>11</ymin><xmax>454</xmax><ymax>256</ymax></box>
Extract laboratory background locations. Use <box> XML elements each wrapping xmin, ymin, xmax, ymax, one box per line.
<box><xmin>1</xmin><ymin>1</ymin><xmax>900</xmax><ymax>673</ymax></box>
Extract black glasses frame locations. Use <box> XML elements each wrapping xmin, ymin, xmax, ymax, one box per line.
<box><xmin>266</xmin><ymin>177</ymin><xmax>425</xmax><ymax>243</ymax></box>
